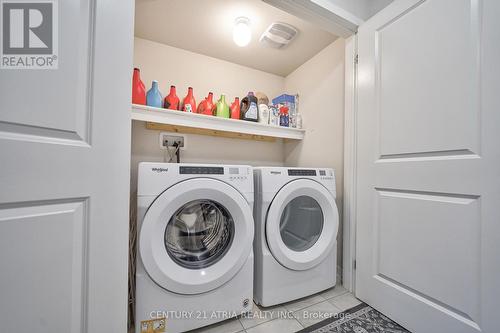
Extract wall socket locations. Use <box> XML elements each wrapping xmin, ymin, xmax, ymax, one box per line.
<box><xmin>159</xmin><ymin>132</ymin><xmax>186</xmax><ymax>149</ymax></box>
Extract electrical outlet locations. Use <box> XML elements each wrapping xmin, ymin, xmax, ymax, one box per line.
<box><xmin>159</xmin><ymin>132</ymin><xmax>186</xmax><ymax>150</ymax></box>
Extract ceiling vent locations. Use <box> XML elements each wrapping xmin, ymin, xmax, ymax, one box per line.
<box><xmin>259</xmin><ymin>22</ymin><xmax>298</xmax><ymax>49</ymax></box>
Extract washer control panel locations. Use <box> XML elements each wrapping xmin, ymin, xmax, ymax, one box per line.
<box><xmin>178</xmin><ymin>165</ymin><xmax>250</xmax><ymax>181</ymax></box>
<box><xmin>179</xmin><ymin>166</ymin><xmax>224</xmax><ymax>175</ymax></box>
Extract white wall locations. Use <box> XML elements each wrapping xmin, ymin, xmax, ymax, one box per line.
<box><xmin>132</xmin><ymin>38</ymin><xmax>286</xmax><ymax>191</ymax></box>
<box><xmin>284</xmin><ymin>38</ymin><xmax>345</xmax><ymax>268</ymax></box>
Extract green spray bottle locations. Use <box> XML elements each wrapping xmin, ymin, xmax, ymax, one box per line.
<box><xmin>215</xmin><ymin>94</ymin><xmax>230</xmax><ymax>118</ymax></box>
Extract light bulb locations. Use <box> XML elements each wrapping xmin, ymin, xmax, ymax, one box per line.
<box><xmin>233</xmin><ymin>17</ymin><xmax>251</xmax><ymax>47</ymax></box>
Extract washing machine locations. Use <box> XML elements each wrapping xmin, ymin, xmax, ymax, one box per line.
<box><xmin>136</xmin><ymin>163</ymin><xmax>254</xmax><ymax>333</ymax></box>
<box><xmin>253</xmin><ymin>167</ymin><xmax>339</xmax><ymax>307</ymax></box>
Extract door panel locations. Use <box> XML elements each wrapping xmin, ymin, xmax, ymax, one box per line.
<box><xmin>0</xmin><ymin>0</ymin><xmax>134</xmax><ymax>331</ymax></box>
<box><xmin>376</xmin><ymin>190</ymin><xmax>479</xmax><ymax>320</ymax></box>
<box><xmin>356</xmin><ymin>0</ymin><xmax>500</xmax><ymax>332</ymax></box>
<box><xmin>377</xmin><ymin>0</ymin><xmax>479</xmax><ymax>156</ymax></box>
<box><xmin>0</xmin><ymin>0</ymin><xmax>93</xmax><ymax>142</ymax></box>
<box><xmin>0</xmin><ymin>200</ymin><xmax>87</xmax><ymax>333</ymax></box>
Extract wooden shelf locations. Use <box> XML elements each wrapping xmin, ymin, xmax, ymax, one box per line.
<box><xmin>131</xmin><ymin>104</ymin><xmax>305</xmax><ymax>142</ymax></box>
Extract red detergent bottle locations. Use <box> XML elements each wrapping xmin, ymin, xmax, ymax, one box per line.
<box><xmin>197</xmin><ymin>92</ymin><xmax>215</xmax><ymax>115</ymax></box>
<box><xmin>181</xmin><ymin>87</ymin><xmax>196</xmax><ymax>113</ymax></box>
<box><xmin>132</xmin><ymin>68</ymin><xmax>146</xmax><ymax>105</ymax></box>
<box><xmin>230</xmin><ymin>97</ymin><xmax>240</xmax><ymax>119</ymax></box>
<box><xmin>164</xmin><ymin>85</ymin><xmax>180</xmax><ymax>110</ymax></box>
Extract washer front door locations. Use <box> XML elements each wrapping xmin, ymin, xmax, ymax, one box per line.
<box><xmin>266</xmin><ymin>179</ymin><xmax>338</xmax><ymax>271</ymax></box>
<box><xmin>140</xmin><ymin>178</ymin><xmax>254</xmax><ymax>294</ymax></box>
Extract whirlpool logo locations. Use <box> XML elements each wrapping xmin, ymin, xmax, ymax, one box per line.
<box><xmin>152</xmin><ymin>167</ymin><xmax>168</xmax><ymax>173</ymax></box>
<box><xmin>1</xmin><ymin>0</ymin><xmax>58</xmax><ymax>69</ymax></box>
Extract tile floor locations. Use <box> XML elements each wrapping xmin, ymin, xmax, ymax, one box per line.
<box><xmin>189</xmin><ymin>285</ymin><xmax>361</xmax><ymax>333</ymax></box>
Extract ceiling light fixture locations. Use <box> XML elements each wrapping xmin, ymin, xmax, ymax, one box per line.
<box><xmin>233</xmin><ymin>17</ymin><xmax>251</xmax><ymax>47</ymax></box>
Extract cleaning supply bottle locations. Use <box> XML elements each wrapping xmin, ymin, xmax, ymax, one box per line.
<box><xmin>146</xmin><ymin>80</ymin><xmax>163</xmax><ymax>108</ymax></box>
<box><xmin>258</xmin><ymin>104</ymin><xmax>270</xmax><ymax>124</ymax></box>
<box><xmin>296</xmin><ymin>112</ymin><xmax>303</xmax><ymax>129</ymax></box>
<box><xmin>181</xmin><ymin>87</ymin><xmax>196</xmax><ymax>113</ymax></box>
<box><xmin>215</xmin><ymin>94</ymin><xmax>230</xmax><ymax>118</ymax></box>
<box><xmin>132</xmin><ymin>68</ymin><xmax>146</xmax><ymax>105</ymax></box>
<box><xmin>197</xmin><ymin>92</ymin><xmax>215</xmax><ymax>115</ymax></box>
<box><xmin>164</xmin><ymin>85</ymin><xmax>180</xmax><ymax>110</ymax></box>
<box><xmin>269</xmin><ymin>106</ymin><xmax>280</xmax><ymax>126</ymax></box>
<box><xmin>230</xmin><ymin>97</ymin><xmax>240</xmax><ymax>119</ymax></box>
<box><xmin>240</xmin><ymin>92</ymin><xmax>259</xmax><ymax>122</ymax></box>
<box><xmin>279</xmin><ymin>106</ymin><xmax>289</xmax><ymax>127</ymax></box>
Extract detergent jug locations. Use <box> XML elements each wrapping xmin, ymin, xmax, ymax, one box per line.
<box><xmin>164</xmin><ymin>85</ymin><xmax>180</xmax><ymax>110</ymax></box>
<box><xmin>230</xmin><ymin>97</ymin><xmax>240</xmax><ymax>119</ymax></box>
<box><xmin>258</xmin><ymin>104</ymin><xmax>269</xmax><ymax>124</ymax></box>
<box><xmin>197</xmin><ymin>92</ymin><xmax>215</xmax><ymax>115</ymax></box>
<box><xmin>132</xmin><ymin>68</ymin><xmax>146</xmax><ymax>105</ymax></box>
<box><xmin>240</xmin><ymin>92</ymin><xmax>258</xmax><ymax>122</ymax></box>
<box><xmin>215</xmin><ymin>94</ymin><xmax>230</xmax><ymax>118</ymax></box>
<box><xmin>181</xmin><ymin>87</ymin><xmax>196</xmax><ymax>113</ymax></box>
<box><xmin>146</xmin><ymin>80</ymin><xmax>163</xmax><ymax>108</ymax></box>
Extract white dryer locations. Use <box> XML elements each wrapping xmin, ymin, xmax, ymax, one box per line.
<box><xmin>253</xmin><ymin>167</ymin><xmax>339</xmax><ymax>307</ymax></box>
<box><xmin>136</xmin><ymin>163</ymin><xmax>254</xmax><ymax>333</ymax></box>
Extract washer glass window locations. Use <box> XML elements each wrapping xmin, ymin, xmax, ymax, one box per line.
<box><xmin>165</xmin><ymin>200</ymin><xmax>234</xmax><ymax>269</ymax></box>
<box><xmin>279</xmin><ymin>196</ymin><xmax>324</xmax><ymax>252</ymax></box>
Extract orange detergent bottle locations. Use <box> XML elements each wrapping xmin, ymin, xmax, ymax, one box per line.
<box><xmin>164</xmin><ymin>85</ymin><xmax>180</xmax><ymax>110</ymax></box>
<box><xmin>197</xmin><ymin>92</ymin><xmax>215</xmax><ymax>115</ymax></box>
<box><xmin>230</xmin><ymin>97</ymin><xmax>240</xmax><ymax>119</ymax></box>
<box><xmin>181</xmin><ymin>87</ymin><xmax>196</xmax><ymax>113</ymax></box>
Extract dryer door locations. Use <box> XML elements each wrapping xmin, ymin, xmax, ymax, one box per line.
<box><xmin>140</xmin><ymin>178</ymin><xmax>254</xmax><ymax>294</ymax></box>
<box><xmin>266</xmin><ymin>179</ymin><xmax>338</xmax><ymax>271</ymax></box>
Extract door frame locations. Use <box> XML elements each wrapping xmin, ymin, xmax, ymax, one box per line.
<box><xmin>343</xmin><ymin>34</ymin><xmax>358</xmax><ymax>292</ymax></box>
<box><xmin>262</xmin><ymin>0</ymin><xmax>362</xmax><ymax>293</ymax></box>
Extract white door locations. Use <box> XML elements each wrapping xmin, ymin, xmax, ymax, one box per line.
<box><xmin>0</xmin><ymin>0</ymin><xmax>134</xmax><ymax>332</ymax></box>
<box><xmin>139</xmin><ymin>178</ymin><xmax>254</xmax><ymax>294</ymax></box>
<box><xmin>356</xmin><ymin>0</ymin><xmax>500</xmax><ymax>332</ymax></box>
<box><xmin>266</xmin><ymin>179</ymin><xmax>338</xmax><ymax>270</ymax></box>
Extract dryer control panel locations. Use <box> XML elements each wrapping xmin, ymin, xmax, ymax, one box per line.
<box><xmin>287</xmin><ymin>169</ymin><xmax>333</xmax><ymax>179</ymax></box>
<box><xmin>288</xmin><ymin>169</ymin><xmax>317</xmax><ymax>176</ymax></box>
<box><xmin>256</xmin><ymin>167</ymin><xmax>336</xmax><ymax>198</ymax></box>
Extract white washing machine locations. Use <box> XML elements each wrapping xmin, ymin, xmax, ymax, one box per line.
<box><xmin>253</xmin><ymin>167</ymin><xmax>339</xmax><ymax>307</ymax></box>
<box><xmin>136</xmin><ymin>163</ymin><xmax>254</xmax><ymax>333</ymax></box>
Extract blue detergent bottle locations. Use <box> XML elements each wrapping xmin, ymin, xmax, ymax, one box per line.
<box><xmin>146</xmin><ymin>80</ymin><xmax>163</xmax><ymax>108</ymax></box>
